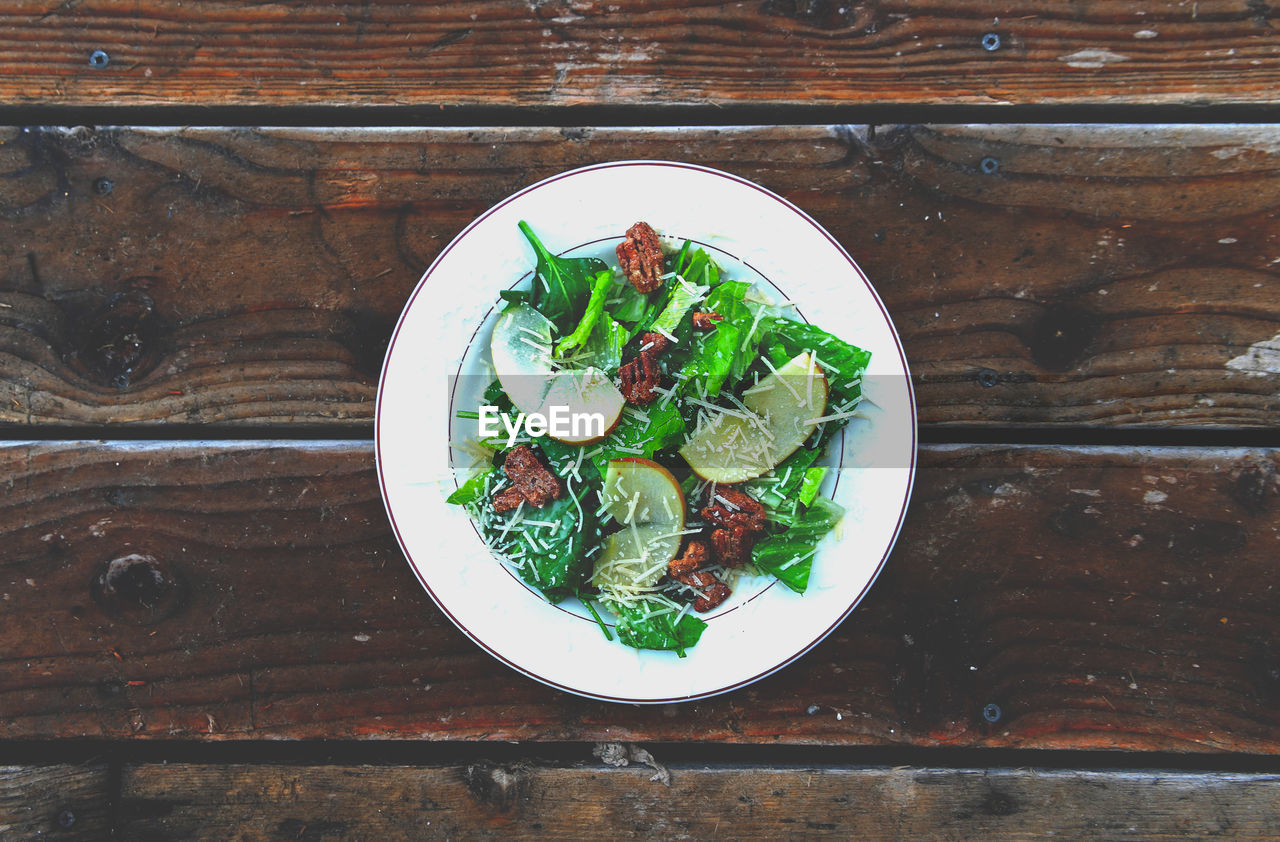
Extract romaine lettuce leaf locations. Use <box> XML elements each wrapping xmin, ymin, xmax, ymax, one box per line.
<box><xmin>555</xmin><ymin>269</ymin><xmax>615</xmax><ymax>358</ymax></box>
<box><xmin>752</xmin><ymin>495</ymin><xmax>844</xmax><ymax>594</ymax></box>
<box><xmin>674</xmin><ymin>280</ymin><xmax>763</xmax><ymax>398</ymax></box>
<box><xmin>761</xmin><ymin>317</ymin><xmax>871</xmax><ymax>412</ymax></box>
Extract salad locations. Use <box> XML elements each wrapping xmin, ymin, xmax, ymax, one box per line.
<box><xmin>448</xmin><ymin>221</ymin><xmax>871</xmax><ymax>656</ymax></box>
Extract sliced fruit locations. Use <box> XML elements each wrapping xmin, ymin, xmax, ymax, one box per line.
<box><xmin>679</xmin><ymin>351</ymin><xmax>828</xmax><ymax>484</ymax></box>
<box><xmin>592</xmin><ymin>458</ymin><xmax>686</xmax><ymax>594</ymax></box>
<box><xmin>600</xmin><ymin>457</ymin><xmax>685</xmax><ymax>526</ymax></box>
<box><xmin>489</xmin><ymin>303</ymin><xmax>555</xmax><ymax>415</ymax></box>
<box><xmin>537</xmin><ymin>367</ymin><xmax>625</xmax><ymax>445</ymax></box>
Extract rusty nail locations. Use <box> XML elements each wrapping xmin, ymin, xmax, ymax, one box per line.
<box><xmin>980</xmin><ymin>157</ymin><xmax>1000</xmax><ymax>175</ymax></box>
<box><xmin>982</xmin><ymin>703</ymin><xmax>1002</xmax><ymax>722</ymax></box>
<box><xmin>57</xmin><ymin>810</ymin><xmax>75</xmax><ymax>829</ymax></box>
<box><xmin>981</xmin><ymin>32</ymin><xmax>1001</xmax><ymax>52</ymax></box>
<box><xmin>89</xmin><ymin>50</ymin><xmax>110</xmax><ymax>69</ymax></box>
<box><xmin>94</xmin><ymin>178</ymin><xmax>114</xmax><ymax>195</ymax></box>
<box><xmin>976</xmin><ymin>368</ymin><xmax>999</xmax><ymax>386</ymax></box>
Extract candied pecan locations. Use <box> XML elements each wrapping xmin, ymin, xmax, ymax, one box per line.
<box><xmin>709</xmin><ymin>525</ymin><xmax>756</xmax><ymax>568</ymax></box>
<box><xmin>502</xmin><ymin>445</ymin><xmax>561</xmax><ymax>508</ymax></box>
<box><xmin>692</xmin><ymin>312</ymin><xmax>724</xmax><ymax>331</ymax></box>
<box><xmin>616</xmin><ymin>221</ymin><xmax>665</xmax><ymax>293</ymax></box>
<box><xmin>491</xmin><ymin>486</ymin><xmax>525</xmax><ymax>514</ymax></box>
<box><xmin>668</xmin><ymin>540</ymin><xmax>709</xmax><ymax>577</ymax></box>
<box><xmin>638</xmin><ymin>331</ymin><xmax>671</xmax><ymax>355</ymax></box>
<box><xmin>701</xmin><ymin>486</ymin><xmax>767</xmax><ymax>533</ymax></box>
<box><xmin>619</xmin><ymin>346</ymin><xmax>663</xmax><ymax>405</ymax></box>
<box><xmin>619</xmin><ymin>331</ymin><xmax>671</xmax><ymax>406</ymax></box>
<box><xmin>676</xmin><ymin>570</ymin><xmax>732</xmax><ymax>612</ymax></box>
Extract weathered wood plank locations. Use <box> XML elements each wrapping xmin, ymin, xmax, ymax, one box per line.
<box><xmin>3</xmin><ymin>1</ymin><xmax>1280</xmax><ymax>107</ymax></box>
<box><xmin>2</xmin><ymin>125</ymin><xmax>1279</xmax><ymax>428</ymax></box>
<box><xmin>117</xmin><ymin>763</ymin><xmax>1280</xmax><ymax>840</ymax></box>
<box><xmin>0</xmin><ymin>763</ymin><xmax>111</xmax><ymax>840</ymax></box>
<box><xmin>2</xmin><ymin>441</ymin><xmax>1278</xmax><ymax>749</ymax></box>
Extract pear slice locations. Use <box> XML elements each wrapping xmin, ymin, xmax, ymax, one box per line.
<box><xmin>592</xmin><ymin>458</ymin><xmax>686</xmax><ymax>594</ymax></box>
<box><xmin>679</xmin><ymin>351</ymin><xmax>828</xmax><ymax>484</ymax></box>
<box><xmin>489</xmin><ymin>304</ymin><xmax>555</xmax><ymax>416</ymax></box>
<box><xmin>536</xmin><ymin>367</ymin><xmax>625</xmax><ymax>445</ymax></box>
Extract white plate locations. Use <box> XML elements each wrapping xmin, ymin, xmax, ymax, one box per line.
<box><xmin>376</xmin><ymin>161</ymin><xmax>916</xmax><ymax>703</ymax></box>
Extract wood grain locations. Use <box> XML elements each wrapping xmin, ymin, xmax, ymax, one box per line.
<box><xmin>2</xmin><ymin>441</ymin><xmax>1279</xmax><ymax>750</ymax></box>
<box><xmin>115</xmin><ymin>763</ymin><xmax>1280</xmax><ymax>840</ymax></box>
<box><xmin>1</xmin><ymin>125</ymin><xmax>1278</xmax><ymax>428</ymax></box>
<box><xmin>0</xmin><ymin>763</ymin><xmax>111</xmax><ymax>840</ymax></box>
<box><xmin>2</xmin><ymin>1</ymin><xmax>1279</xmax><ymax>107</ymax></box>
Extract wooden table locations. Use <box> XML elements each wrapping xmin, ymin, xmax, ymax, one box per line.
<box><xmin>3</xmin><ymin>3</ymin><xmax>1280</xmax><ymax>839</ymax></box>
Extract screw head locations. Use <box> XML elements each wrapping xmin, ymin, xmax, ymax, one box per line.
<box><xmin>983</xmin><ymin>703</ymin><xmax>1002</xmax><ymax>723</ymax></box>
<box><xmin>981</xmin><ymin>32</ymin><xmax>1001</xmax><ymax>51</ymax></box>
<box><xmin>94</xmin><ymin>178</ymin><xmax>114</xmax><ymax>195</ymax></box>
<box><xmin>980</xmin><ymin>157</ymin><xmax>1000</xmax><ymax>175</ymax></box>
<box><xmin>57</xmin><ymin>810</ymin><xmax>76</xmax><ymax>829</ymax></box>
<box><xmin>976</xmin><ymin>368</ymin><xmax>999</xmax><ymax>386</ymax></box>
<box><xmin>88</xmin><ymin>50</ymin><xmax>110</xmax><ymax>69</ymax></box>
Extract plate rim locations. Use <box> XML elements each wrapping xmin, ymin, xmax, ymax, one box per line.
<box><xmin>375</xmin><ymin>160</ymin><xmax>918</xmax><ymax>703</ymax></box>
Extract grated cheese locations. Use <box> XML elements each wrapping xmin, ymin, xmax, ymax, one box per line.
<box><xmin>762</xmin><ymin>356</ymin><xmax>802</xmax><ymax>401</ymax></box>
<box><xmin>805</xmin><ymin>409</ymin><xmax>863</xmax><ymax>425</ymax></box>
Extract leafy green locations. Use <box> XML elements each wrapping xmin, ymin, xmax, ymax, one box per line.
<box><xmin>589</xmin><ymin>402</ymin><xmax>686</xmax><ymax>479</ymax></box>
<box><xmin>446</xmin><ymin>468</ymin><xmax>494</xmax><ymax>505</ymax></box>
<box><xmin>606</xmin><ymin>283</ymin><xmax>659</xmax><ymax>325</ymax></box>
<box><xmin>675</xmin><ymin>281</ymin><xmax>762</xmax><ymax>398</ymax></box>
<box><xmin>555</xmin><ymin>269</ymin><xmax>614</xmax><ymax>358</ymax></box>
<box><xmin>672</xmin><ymin>241</ymin><xmax>721</xmax><ymax>289</ymax></box>
<box><xmin>580</xmin><ymin>596</ymin><xmax>614</xmax><ymax>642</ymax></box>
<box><xmin>742</xmin><ymin>446</ymin><xmax>823</xmax><ymax>525</ymax></box>
<box><xmin>482</xmin><ymin>483</ymin><xmax>601</xmax><ymax>604</ymax></box>
<box><xmin>761</xmin><ymin>317</ymin><xmax>872</xmax><ymax>412</ymax></box>
<box><xmin>650</xmin><ymin>278</ymin><xmax>707</xmax><ymax>338</ymax></box>
<box><xmin>798</xmin><ymin>466</ymin><xmax>828</xmax><ymax>507</ymax></box>
<box><xmin>567</xmin><ymin>312</ymin><xmax>630</xmax><ymax>375</ymax></box>
<box><xmin>519</xmin><ymin>220</ymin><xmax>610</xmax><ymax>333</ymax></box>
<box><xmin>610</xmin><ymin>598</ymin><xmax>707</xmax><ymax>656</ymax></box>
<box><xmin>752</xmin><ymin>496</ymin><xmax>844</xmax><ymax>594</ymax></box>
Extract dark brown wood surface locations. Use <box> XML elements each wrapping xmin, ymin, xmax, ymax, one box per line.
<box><xmin>2</xmin><ymin>124</ymin><xmax>1279</xmax><ymax>428</ymax></box>
<box><xmin>3</xmin><ymin>2</ymin><xmax>1280</xmax><ymax>107</ymax></box>
<box><xmin>0</xmin><ymin>763</ymin><xmax>110</xmax><ymax>840</ymax></box>
<box><xmin>114</xmin><ymin>763</ymin><xmax>1280</xmax><ymax>840</ymax></box>
<box><xmin>3</xmin><ymin>440</ymin><xmax>1277</xmax><ymax>749</ymax></box>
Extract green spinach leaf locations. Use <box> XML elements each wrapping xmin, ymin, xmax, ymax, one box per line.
<box><xmin>588</xmin><ymin>402</ymin><xmax>686</xmax><ymax>479</ymax></box>
<box><xmin>610</xmin><ymin>599</ymin><xmax>707</xmax><ymax>656</ymax></box>
<box><xmin>482</xmin><ymin>483</ymin><xmax>601</xmax><ymax>604</ymax></box>
<box><xmin>446</xmin><ymin>467</ymin><xmax>495</xmax><ymax>506</ymax></box>
<box><xmin>519</xmin><ymin>220</ymin><xmax>610</xmax><ymax>333</ymax></box>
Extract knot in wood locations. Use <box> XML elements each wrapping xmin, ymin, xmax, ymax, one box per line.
<box><xmin>77</xmin><ymin>290</ymin><xmax>159</xmax><ymax>389</ymax></box>
<box><xmin>90</xmin><ymin>552</ymin><xmax>187</xmax><ymax>624</ymax></box>
<box><xmin>761</xmin><ymin>0</ymin><xmax>880</xmax><ymax>33</ymax></box>
<box><xmin>1028</xmin><ymin>304</ymin><xmax>1099</xmax><ymax>372</ymax></box>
